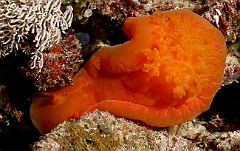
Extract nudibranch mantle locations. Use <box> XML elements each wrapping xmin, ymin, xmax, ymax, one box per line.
<box><xmin>31</xmin><ymin>9</ymin><xmax>226</xmax><ymax>134</ymax></box>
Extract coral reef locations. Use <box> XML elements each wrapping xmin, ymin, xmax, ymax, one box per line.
<box><xmin>31</xmin><ymin>110</ymin><xmax>240</xmax><ymax>151</ymax></box>
<box><xmin>0</xmin><ymin>84</ymin><xmax>22</xmax><ymax>126</ymax></box>
<box><xmin>18</xmin><ymin>0</ymin><xmax>238</xmax><ymax>90</ymax></box>
<box><xmin>223</xmin><ymin>54</ymin><xmax>240</xmax><ymax>85</ymax></box>
<box><xmin>201</xmin><ymin>131</ymin><xmax>240</xmax><ymax>150</ymax></box>
<box><xmin>30</xmin><ymin>9</ymin><xmax>226</xmax><ymax>134</ymax></box>
<box><xmin>202</xmin><ymin>0</ymin><xmax>239</xmax><ymax>42</ymax></box>
<box><xmin>0</xmin><ymin>0</ymin><xmax>73</xmax><ymax>70</ymax></box>
<box><xmin>0</xmin><ymin>81</ymin><xmax>39</xmax><ymax>150</ymax></box>
<box><xmin>176</xmin><ymin>119</ymin><xmax>240</xmax><ymax>150</ymax></box>
<box><xmin>222</xmin><ymin>41</ymin><xmax>240</xmax><ymax>85</ymax></box>
<box><xmin>25</xmin><ymin>32</ymin><xmax>84</xmax><ymax>90</ymax></box>
<box><xmin>70</xmin><ymin>0</ymin><xmax>239</xmax><ymax>42</ymax></box>
<box><xmin>31</xmin><ymin>110</ymin><xmax>201</xmax><ymax>151</ymax></box>
<box><xmin>0</xmin><ymin>0</ymin><xmax>239</xmax><ymax>150</ymax></box>
<box><xmin>72</xmin><ymin>0</ymin><xmax>206</xmax><ymax>24</ymax></box>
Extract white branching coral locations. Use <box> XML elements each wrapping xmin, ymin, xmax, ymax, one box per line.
<box><xmin>0</xmin><ymin>0</ymin><xmax>73</xmax><ymax>70</ymax></box>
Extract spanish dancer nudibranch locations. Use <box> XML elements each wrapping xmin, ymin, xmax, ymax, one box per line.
<box><xmin>30</xmin><ymin>9</ymin><xmax>227</xmax><ymax>134</ymax></box>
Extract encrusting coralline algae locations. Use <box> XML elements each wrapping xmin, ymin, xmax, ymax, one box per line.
<box><xmin>25</xmin><ymin>32</ymin><xmax>84</xmax><ymax>90</ymax></box>
<box><xmin>31</xmin><ymin>110</ymin><xmax>201</xmax><ymax>151</ymax></box>
<box><xmin>31</xmin><ymin>110</ymin><xmax>240</xmax><ymax>151</ymax></box>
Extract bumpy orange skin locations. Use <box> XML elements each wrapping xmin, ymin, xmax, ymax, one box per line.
<box><xmin>31</xmin><ymin>9</ymin><xmax>226</xmax><ymax>134</ymax></box>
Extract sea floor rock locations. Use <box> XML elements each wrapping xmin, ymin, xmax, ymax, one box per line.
<box><xmin>31</xmin><ymin>110</ymin><xmax>202</xmax><ymax>151</ymax></box>
<box><xmin>31</xmin><ymin>109</ymin><xmax>240</xmax><ymax>151</ymax></box>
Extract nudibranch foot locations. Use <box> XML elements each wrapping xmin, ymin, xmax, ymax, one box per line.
<box><xmin>84</xmin><ymin>96</ymin><xmax>207</xmax><ymax>127</ymax></box>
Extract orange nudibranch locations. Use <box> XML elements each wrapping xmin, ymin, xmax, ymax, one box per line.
<box><xmin>30</xmin><ymin>9</ymin><xmax>227</xmax><ymax>134</ymax></box>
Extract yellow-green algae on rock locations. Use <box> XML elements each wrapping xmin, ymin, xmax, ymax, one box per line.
<box><xmin>31</xmin><ymin>110</ymin><xmax>200</xmax><ymax>150</ymax></box>
<box><xmin>31</xmin><ymin>110</ymin><xmax>240</xmax><ymax>151</ymax></box>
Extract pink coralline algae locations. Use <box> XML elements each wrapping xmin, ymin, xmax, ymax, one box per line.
<box><xmin>223</xmin><ymin>53</ymin><xmax>240</xmax><ymax>85</ymax></box>
<box><xmin>202</xmin><ymin>0</ymin><xmax>240</xmax><ymax>42</ymax></box>
<box><xmin>71</xmin><ymin>0</ymin><xmax>239</xmax><ymax>43</ymax></box>
<box><xmin>72</xmin><ymin>0</ymin><xmax>206</xmax><ymax>24</ymax></box>
<box><xmin>222</xmin><ymin>41</ymin><xmax>240</xmax><ymax>85</ymax></box>
<box><xmin>26</xmin><ymin>33</ymin><xmax>84</xmax><ymax>90</ymax></box>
